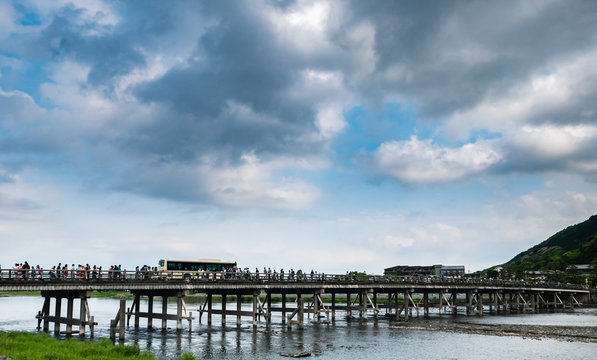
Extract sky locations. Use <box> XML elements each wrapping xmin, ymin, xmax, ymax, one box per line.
<box><xmin>1</xmin><ymin>0</ymin><xmax>596</xmax><ymax>274</ymax></box>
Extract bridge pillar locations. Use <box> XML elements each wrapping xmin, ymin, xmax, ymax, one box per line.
<box><xmin>347</xmin><ymin>293</ymin><xmax>352</xmax><ymax>318</ymax></box>
<box><xmin>331</xmin><ymin>293</ymin><xmax>336</xmax><ymax>320</ymax></box>
<box><xmin>360</xmin><ymin>291</ymin><xmax>367</xmax><ymax>320</ymax></box>
<box><xmin>207</xmin><ymin>293</ymin><xmax>212</xmax><ymax>325</ymax></box>
<box><xmin>313</xmin><ymin>291</ymin><xmax>320</xmax><ymax>323</ymax></box>
<box><xmin>423</xmin><ymin>292</ymin><xmax>429</xmax><ymax>317</ymax></box>
<box><xmin>394</xmin><ymin>292</ymin><xmax>400</xmax><ymax>319</ymax></box>
<box><xmin>176</xmin><ymin>294</ymin><xmax>183</xmax><ymax>331</ymax></box>
<box><xmin>286</xmin><ymin>296</ymin><xmax>304</xmax><ymax>329</ymax></box>
<box><xmin>147</xmin><ymin>296</ymin><xmax>153</xmax><ymax>329</ymax></box>
<box><xmin>110</xmin><ymin>299</ymin><xmax>126</xmax><ymax>342</ymax></box>
<box><xmin>252</xmin><ymin>293</ymin><xmax>258</xmax><ymax>328</ymax></box>
<box><xmin>127</xmin><ymin>290</ymin><xmax>192</xmax><ymax>332</ymax></box>
<box><xmin>66</xmin><ymin>297</ymin><xmax>74</xmax><ymax>334</ymax></box>
<box><xmin>237</xmin><ymin>294</ymin><xmax>242</xmax><ymax>326</ymax></box>
<box><xmin>403</xmin><ymin>290</ymin><xmax>409</xmax><ymax>321</ymax></box>
<box><xmin>133</xmin><ymin>295</ymin><xmax>140</xmax><ymax>328</ymax></box>
<box><xmin>488</xmin><ymin>292</ymin><xmax>493</xmax><ymax>313</ymax></box>
<box><xmin>36</xmin><ymin>290</ymin><xmax>96</xmax><ymax>337</ymax></box>
<box><xmin>221</xmin><ymin>294</ymin><xmax>227</xmax><ymax>325</ymax></box>
<box><xmin>36</xmin><ymin>297</ymin><xmax>50</xmax><ymax>332</ymax></box>
<box><xmin>266</xmin><ymin>292</ymin><xmax>272</xmax><ymax>325</ymax></box>
<box><xmin>372</xmin><ymin>292</ymin><xmax>378</xmax><ymax>319</ymax></box>
<box><xmin>281</xmin><ymin>293</ymin><xmax>287</xmax><ymax>323</ymax></box>
<box><xmin>54</xmin><ymin>297</ymin><xmax>61</xmax><ymax>333</ymax></box>
<box><xmin>162</xmin><ymin>296</ymin><xmax>168</xmax><ymax>329</ymax></box>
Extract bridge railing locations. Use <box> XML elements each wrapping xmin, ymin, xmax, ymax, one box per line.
<box><xmin>0</xmin><ymin>268</ymin><xmax>588</xmax><ymax>290</ymax></box>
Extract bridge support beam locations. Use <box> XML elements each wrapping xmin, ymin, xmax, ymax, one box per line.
<box><xmin>36</xmin><ymin>290</ymin><xmax>96</xmax><ymax>337</ymax></box>
<box><xmin>127</xmin><ymin>290</ymin><xmax>193</xmax><ymax>332</ymax></box>
<box><xmin>110</xmin><ymin>299</ymin><xmax>126</xmax><ymax>342</ymax></box>
<box><xmin>331</xmin><ymin>293</ymin><xmax>336</xmax><ymax>320</ymax></box>
<box><xmin>287</xmin><ymin>296</ymin><xmax>304</xmax><ymax>330</ymax></box>
<box><xmin>237</xmin><ymin>295</ymin><xmax>242</xmax><ymax>326</ymax></box>
<box><xmin>313</xmin><ymin>291</ymin><xmax>320</xmax><ymax>323</ymax></box>
<box><xmin>281</xmin><ymin>294</ymin><xmax>287</xmax><ymax>323</ymax></box>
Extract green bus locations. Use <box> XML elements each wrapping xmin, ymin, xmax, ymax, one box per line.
<box><xmin>157</xmin><ymin>258</ymin><xmax>237</xmax><ymax>280</ymax></box>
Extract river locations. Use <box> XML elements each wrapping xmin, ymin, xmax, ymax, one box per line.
<box><xmin>1</xmin><ymin>296</ymin><xmax>596</xmax><ymax>359</ymax></box>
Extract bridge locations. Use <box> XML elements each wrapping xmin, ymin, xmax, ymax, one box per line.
<box><xmin>0</xmin><ymin>269</ymin><xmax>590</xmax><ymax>341</ymax></box>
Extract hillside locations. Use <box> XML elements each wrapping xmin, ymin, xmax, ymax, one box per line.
<box><xmin>502</xmin><ymin>215</ymin><xmax>597</xmax><ymax>271</ymax></box>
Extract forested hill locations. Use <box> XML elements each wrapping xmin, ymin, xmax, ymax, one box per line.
<box><xmin>503</xmin><ymin>215</ymin><xmax>597</xmax><ymax>271</ymax></box>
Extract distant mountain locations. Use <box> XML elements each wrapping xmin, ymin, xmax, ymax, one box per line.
<box><xmin>502</xmin><ymin>215</ymin><xmax>597</xmax><ymax>271</ymax></box>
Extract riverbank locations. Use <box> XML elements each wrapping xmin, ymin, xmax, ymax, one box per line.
<box><xmin>0</xmin><ymin>292</ymin><xmax>40</xmax><ymax>297</ymax></box>
<box><xmin>390</xmin><ymin>319</ymin><xmax>597</xmax><ymax>343</ymax></box>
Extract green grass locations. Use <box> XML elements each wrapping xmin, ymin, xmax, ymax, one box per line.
<box><xmin>93</xmin><ymin>291</ymin><xmax>134</xmax><ymax>300</ymax></box>
<box><xmin>0</xmin><ymin>332</ymin><xmax>154</xmax><ymax>360</ymax></box>
<box><xmin>0</xmin><ymin>332</ymin><xmax>197</xmax><ymax>360</ymax></box>
<box><xmin>0</xmin><ymin>291</ymin><xmax>41</xmax><ymax>297</ymax></box>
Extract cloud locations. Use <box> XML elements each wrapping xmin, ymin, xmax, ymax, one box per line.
<box><xmin>367</xmin><ymin>122</ymin><xmax>597</xmax><ymax>185</ymax></box>
<box><xmin>370</xmin><ymin>136</ymin><xmax>502</xmax><ymax>184</ymax></box>
<box><xmin>111</xmin><ymin>151</ymin><xmax>322</xmax><ymax>211</ymax></box>
<box><xmin>369</xmin><ymin>234</ymin><xmax>415</xmax><ymax>248</ymax></box>
<box><xmin>0</xmin><ymin>88</ymin><xmax>45</xmax><ymax>124</ymax></box>
<box><xmin>2</xmin><ymin>0</ymin><xmax>597</xmax><ymax>207</ymax></box>
<box><xmin>347</xmin><ymin>0</ymin><xmax>597</xmax><ymax>116</ymax></box>
<box><xmin>444</xmin><ymin>49</ymin><xmax>597</xmax><ymax>140</ymax></box>
<box><xmin>0</xmin><ymin>1</ymin><xmax>16</xmax><ymax>38</ymax></box>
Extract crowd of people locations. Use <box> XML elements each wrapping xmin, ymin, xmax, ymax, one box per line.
<box><xmin>0</xmin><ymin>261</ymin><xmax>373</xmax><ymax>283</ymax></box>
<box><xmin>0</xmin><ymin>262</ymin><xmax>330</xmax><ymax>282</ymax></box>
<box><xmin>0</xmin><ymin>263</ymin><xmax>589</xmax><ymax>289</ymax></box>
<box><xmin>0</xmin><ymin>262</ymin><xmax>128</xmax><ymax>280</ymax></box>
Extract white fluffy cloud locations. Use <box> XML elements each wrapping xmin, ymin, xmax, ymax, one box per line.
<box><xmin>197</xmin><ymin>152</ymin><xmax>322</xmax><ymax>210</ymax></box>
<box><xmin>371</xmin><ymin>136</ymin><xmax>502</xmax><ymax>184</ymax></box>
<box><xmin>510</xmin><ymin>124</ymin><xmax>597</xmax><ymax>159</ymax></box>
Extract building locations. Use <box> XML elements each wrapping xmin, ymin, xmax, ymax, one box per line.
<box><xmin>384</xmin><ymin>264</ymin><xmax>465</xmax><ymax>277</ymax></box>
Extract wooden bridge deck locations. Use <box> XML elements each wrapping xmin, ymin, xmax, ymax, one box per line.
<box><xmin>0</xmin><ymin>278</ymin><xmax>589</xmax><ymax>294</ymax></box>
<box><xmin>0</xmin><ymin>269</ymin><xmax>590</xmax><ymax>340</ymax></box>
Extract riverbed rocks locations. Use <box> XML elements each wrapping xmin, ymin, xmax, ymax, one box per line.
<box><xmin>280</xmin><ymin>351</ymin><xmax>312</xmax><ymax>358</ymax></box>
<box><xmin>389</xmin><ymin>320</ymin><xmax>597</xmax><ymax>343</ymax></box>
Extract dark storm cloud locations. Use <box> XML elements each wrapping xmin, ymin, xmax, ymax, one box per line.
<box><xmin>25</xmin><ymin>0</ymin><xmax>597</xmax><ymax>160</ymax></box>
<box><xmin>346</xmin><ymin>0</ymin><xmax>597</xmax><ymax>120</ymax></box>
<box><xmin>132</xmin><ymin>2</ymin><xmax>322</xmax><ymax>163</ymax></box>
<box><xmin>128</xmin><ymin>0</ymin><xmax>597</xmax><ymax>168</ymax></box>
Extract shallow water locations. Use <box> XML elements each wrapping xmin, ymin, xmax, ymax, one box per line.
<box><xmin>459</xmin><ymin>307</ymin><xmax>597</xmax><ymax>326</ymax></box>
<box><xmin>1</xmin><ymin>297</ymin><xmax>596</xmax><ymax>359</ymax></box>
